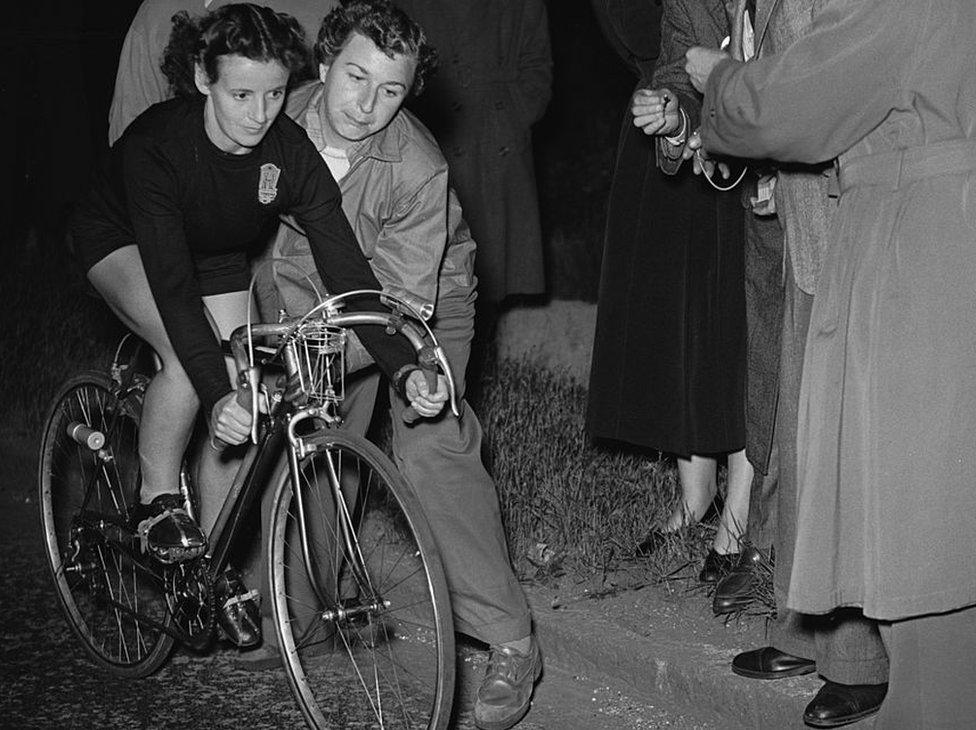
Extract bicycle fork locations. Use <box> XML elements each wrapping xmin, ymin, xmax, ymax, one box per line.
<box><xmin>285</xmin><ymin>410</ymin><xmax>378</xmax><ymax>618</ymax></box>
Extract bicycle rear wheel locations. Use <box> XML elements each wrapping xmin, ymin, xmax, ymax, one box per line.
<box><xmin>268</xmin><ymin>430</ymin><xmax>455</xmax><ymax>729</ymax></box>
<box><xmin>38</xmin><ymin>371</ymin><xmax>175</xmax><ymax>677</ymax></box>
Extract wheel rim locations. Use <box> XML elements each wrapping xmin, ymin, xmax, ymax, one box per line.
<box><xmin>39</xmin><ymin>376</ymin><xmax>172</xmax><ymax>671</ymax></box>
<box><xmin>271</xmin><ymin>437</ymin><xmax>452</xmax><ymax>729</ymax></box>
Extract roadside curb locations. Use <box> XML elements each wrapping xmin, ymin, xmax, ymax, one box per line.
<box><xmin>523</xmin><ymin>583</ymin><xmax>876</xmax><ymax>730</ymax></box>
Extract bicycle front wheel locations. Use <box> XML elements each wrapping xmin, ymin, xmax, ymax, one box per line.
<box><xmin>38</xmin><ymin>371</ymin><xmax>175</xmax><ymax>677</ymax></box>
<box><xmin>268</xmin><ymin>430</ymin><xmax>455</xmax><ymax>729</ymax></box>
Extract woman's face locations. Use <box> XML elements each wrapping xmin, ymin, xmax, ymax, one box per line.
<box><xmin>317</xmin><ymin>32</ymin><xmax>416</xmax><ymax>152</ymax></box>
<box><xmin>195</xmin><ymin>54</ymin><xmax>290</xmax><ymax>154</ymax></box>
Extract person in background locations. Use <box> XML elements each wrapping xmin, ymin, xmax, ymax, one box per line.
<box><xmin>108</xmin><ymin>0</ymin><xmax>338</xmax><ymax>145</ymax></box>
<box><xmin>687</xmin><ymin>0</ymin><xmax>976</xmax><ymax>725</ymax></box>
<box><xmin>392</xmin><ymin>0</ymin><xmax>552</xmax><ymax>323</ymax></box>
<box><xmin>589</xmin><ymin>0</ymin><xmax>752</xmax><ymax>584</ymax></box>
<box><xmin>686</xmin><ymin>1</ymin><xmax>890</xmax><ymax>727</ymax></box>
<box><xmin>255</xmin><ymin>3</ymin><xmax>542</xmax><ymax>728</ymax></box>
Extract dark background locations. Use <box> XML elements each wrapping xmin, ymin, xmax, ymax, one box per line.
<box><xmin>0</xmin><ymin>0</ymin><xmax>636</xmax><ymax>301</ymax></box>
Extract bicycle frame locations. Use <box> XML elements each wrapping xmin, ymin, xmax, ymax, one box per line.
<box><xmin>212</xmin><ymin>294</ymin><xmax>460</xmax><ymax>617</ymax></box>
<box><xmin>73</xmin><ymin>292</ymin><xmax>457</xmax><ymax>645</ymax></box>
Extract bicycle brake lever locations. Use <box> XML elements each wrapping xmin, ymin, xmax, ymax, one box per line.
<box><xmin>237</xmin><ymin>367</ymin><xmax>260</xmax><ymax>444</ymax></box>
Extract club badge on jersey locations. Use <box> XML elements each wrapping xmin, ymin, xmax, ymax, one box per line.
<box><xmin>258</xmin><ymin>163</ymin><xmax>281</xmax><ymax>204</ymax></box>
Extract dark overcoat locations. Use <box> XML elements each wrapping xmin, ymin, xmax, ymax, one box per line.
<box><xmin>586</xmin><ymin>0</ymin><xmax>747</xmax><ymax>457</ymax></box>
<box><xmin>704</xmin><ymin>0</ymin><xmax>976</xmax><ymax>620</ymax></box>
<box><xmin>395</xmin><ymin>0</ymin><xmax>553</xmax><ymax>302</ymax></box>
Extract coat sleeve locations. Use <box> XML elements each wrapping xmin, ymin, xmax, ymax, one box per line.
<box><xmin>651</xmin><ymin>0</ymin><xmax>713</xmax><ymax>175</ymax></box>
<box><xmin>651</xmin><ymin>0</ymin><xmax>704</xmax><ymax>131</ymax></box>
<box><xmin>512</xmin><ymin>0</ymin><xmax>554</xmax><ymax>127</ymax></box>
<box><xmin>369</xmin><ymin>167</ymin><xmax>450</xmax><ymax>319</ymax></box>
<box><xmin>700</xmin><ymin>0</ymin><xmax>923</xmax><ymax>164</ymax></box>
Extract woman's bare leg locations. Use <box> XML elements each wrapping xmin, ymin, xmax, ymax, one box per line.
<box><xmin>87</xmin><ymin>245</ymin><xmax>198</xmax><ymax>504</ymax></box>
<box><xmin>713</xmin><ymin>448</ymin><xmax>752</xmax><ymax>554</ymax></box>
<box><xmin>196</xmin><ymin>290</ymin><xmax>254</xmax><ymax>535</ymax></box>
<box><xmin>668</xmin><ymin>455</ymin><xmax>718</xmax><ymax>531</ymax></box>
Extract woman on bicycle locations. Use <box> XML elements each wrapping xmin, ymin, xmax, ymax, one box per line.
<box><xmin>69</xmin><ymin>3</ymin><xmax>445</xmax><ymax>564</ymax></box>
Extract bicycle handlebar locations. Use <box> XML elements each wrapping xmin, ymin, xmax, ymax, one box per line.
<box><xmin>227</xmin><ymin>307</ymin><xmax>461</xmax><ymax>430</ymax></box>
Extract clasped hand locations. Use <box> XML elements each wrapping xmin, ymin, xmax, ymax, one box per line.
<box><xmin>211</xmin><ymin>390</ymin><xmax>252</xmax><ymax>446</ymax></box>
<box><xmin>403</xmin><ymin>368</ymin><xmax>449</xmax><ymax>419</ymax></box>
<box><xmin>631</xmin><ymin>87</ymin><xmax>681</xmax><ymax>137</ymax></box>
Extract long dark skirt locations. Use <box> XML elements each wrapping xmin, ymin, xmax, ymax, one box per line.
<box><xmin>586</xmin><ymin>117</ymin><xmax>746</xmax><ymax>456</ymax></box>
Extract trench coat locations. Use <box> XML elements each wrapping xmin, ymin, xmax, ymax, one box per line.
<box><xmin>394</xmin><ymin>0</ymin><xmax>552</xmax><ymax>302</ymax></box>
<box><xmin>587</xmin><ymin>0</ymin><xmax>747</xmax><ymax>457</ymax></box>
<box><xmin>702</xmin><ymin>0</ymin><xmax>976</xmax><ymax>621</ymax></box>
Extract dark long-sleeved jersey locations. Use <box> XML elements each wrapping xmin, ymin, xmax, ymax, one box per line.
<box><xmin>72</xmin><ymin>96</ymin><xmax>414</xmax><ymax>416</ymax></box>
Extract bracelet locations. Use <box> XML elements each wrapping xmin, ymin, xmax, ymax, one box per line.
<box><xmin>664</xmin><ymin>107</ymin><xmax>689</xmax><ymax>146</ymax></box>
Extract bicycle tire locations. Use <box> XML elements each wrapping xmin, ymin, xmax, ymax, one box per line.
<box><xmin>38</xmin><ymin>370</ymin><xmax>175</xmax><ymax>677</ymax></box>
<box><xmin>268</xmin><ymin>430</ymin><xmax>455</xmax><ymax>729</ymax></box>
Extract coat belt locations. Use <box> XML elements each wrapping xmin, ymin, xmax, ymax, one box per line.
<box><xmin>839</xmin><ymin>139</ymin><xmax>976</xmax><ymax>192</ymax></box>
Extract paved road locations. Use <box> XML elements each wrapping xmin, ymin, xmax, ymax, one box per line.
<box><xmin>1</xmin><ymin>433</ymin><xmax>716</xmax><ymax>730</ymax></box>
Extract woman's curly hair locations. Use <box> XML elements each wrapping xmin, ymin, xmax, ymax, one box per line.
<box><xmin>314</xmin><ymin>0</ymin><xmax>438</xmax><ymax>98</ymax></box>
<box><xmin>161</xmin><ymin>3</ymin><xmax>310</xmax><ymax>97</ymax></box>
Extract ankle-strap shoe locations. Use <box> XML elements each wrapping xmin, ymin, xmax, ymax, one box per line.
<box><xmin>698</xmin><ymin>549</ymin><xmax>739</xmax><ymax>583</ymax></box>
<box><xmin>130</xmin><ymin>493</ymin><xmax>206</xmax><ymax>563</ymax></box>
<box><xmin>214</xmin><ymin>567</ymin><xmax>262</xmax><ymax>649</ymax></box>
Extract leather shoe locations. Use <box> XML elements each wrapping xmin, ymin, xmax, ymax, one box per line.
<box><xmin>635</xmin><ymin>500</ymin><xmax>724</xmax><ymax>557</ymax></box>
<box><xmin>731</xmin><ymin>646</ymin><xmax>816</xmax><ymax>679</ymax></box>
<box><xmin>698</xmin><ymin>549</ymin><xmax>738</xmax><ymax>583</ymax></box>
<box><xmin>214</xmin><ymin>568</ymin><xmax>262</xmax><ymax>649</ymax></box>
<box><xmin>712</xmin><ymin>546</ymin><xmax>764</xmax><ymax>614</ymax></box>
<box><xmin>130</xmin><ymin>493</ymin><xmax>207</xmax><ymax>563</ymax></box>
<box><xmin>803</xmin><ymin>681</ymin><xmax>887</xmax><ymax>728</ymax></box>
<box><xmin>474</xmin><ymin>637</ymin><xmax>543</xmax><ymax>730</ymax></box>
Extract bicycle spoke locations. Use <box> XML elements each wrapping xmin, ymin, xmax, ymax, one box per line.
<box><xmin>41</xmin><ymin>372</ymin><xmax>174</xmax><ymax>676</ymax></box>
<box><xmin>270</xmin><ymin>432</ymin><xmax>453</xmax><ymax>729</ymax></box>
<box><xmin>336</xmin><ymin>626</ymin><xmax>385</xmax><ymax>723</ymax></box>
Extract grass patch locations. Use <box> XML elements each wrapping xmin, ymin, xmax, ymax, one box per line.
<box><xmin>475</xmin><ymin>356</ymin><xmax>719</xmax><ymax>594</ymax></box>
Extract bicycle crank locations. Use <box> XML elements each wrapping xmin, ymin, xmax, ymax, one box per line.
<box><xmin>164</xmin><ymin>558</ymin><xmax>216</xmax><ymax>651</ymax></box>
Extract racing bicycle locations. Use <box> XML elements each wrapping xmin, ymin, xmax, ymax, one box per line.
<box><xmin>38</xmin><ymin>291</ymin><xmax>458</xmax><ymax>729</ymax></box>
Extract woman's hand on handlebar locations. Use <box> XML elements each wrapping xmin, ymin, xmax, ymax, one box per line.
<box><xmin>211</xmin><ymin>391</ymin><xmax>253</xmax><ymax>446</ymax></box>
<box><xmin>404</xmin><ymin>370</ymin><xmax>449</xmax><ymax>418</ymax></box>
